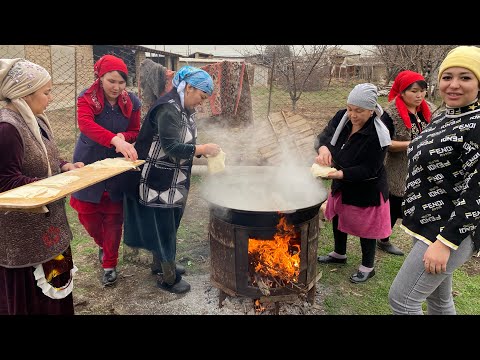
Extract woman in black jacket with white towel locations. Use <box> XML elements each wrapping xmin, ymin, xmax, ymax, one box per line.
<box><xmin>314</xmin><ymin>83</ymin><xmax>392</xmax><ymax>283</ymax></box>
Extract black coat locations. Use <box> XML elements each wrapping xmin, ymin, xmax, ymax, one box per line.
<box><xmin>314</xmin><ymin>109</ymin><xmax>389</xmax><ymax>207</ymax></box>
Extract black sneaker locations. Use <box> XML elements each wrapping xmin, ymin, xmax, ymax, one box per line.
<box><xmin>102</xmin><ymin>268</ymin><xmax>117</xmax><ymax>286</ymax></box>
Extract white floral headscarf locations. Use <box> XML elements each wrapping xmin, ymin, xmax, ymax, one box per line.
<box><xmin>0</xmin><ymin>58</ymin><xmax>52</xmax><ymax>175</ymax></box>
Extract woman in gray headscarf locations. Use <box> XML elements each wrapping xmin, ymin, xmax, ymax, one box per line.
<box><xmin>314</xmin><ymin>83</ymin><xmax>392</xmax><ymax>283</ymax></box>
<box><xmin>0</xmin><ymin>58</ymin><xmax>83</xmax><ymax>315</ymax></box>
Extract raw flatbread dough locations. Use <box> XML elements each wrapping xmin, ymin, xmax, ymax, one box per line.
<box><xmin>207</xmin><ymin>150</ymin><xmax>226</xmax><ymax>174</ymax></box>
<box><xmin>30</xmin><ymin>175</ymin><xmax>80</xmax><ymax>187</ymax></box>
<box><xmin>0</xmin><ymin>186</ymin><xmax>60</xmax><ymax>199</ymax></box>
<box><xmin>87</xmin><ymin>158</ymin><xmax>138</xmax><ymax>169</ymax></box>
<box><xmin>310</xmin><ymin>163</ymin><xmax>336</xmax><ymax>178</ymax></box>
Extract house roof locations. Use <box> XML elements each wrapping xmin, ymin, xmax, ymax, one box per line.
<box><xmin>188</xmin><ymin>52</ymin><xmax>214</xmax><ymax>58</ymax></box>
<box><xmin>327</xmin><ymin>48</ymin><xmax>359</xmax><ymax>57</ymax></box>
<box><xmin>343</xmin><ymin>55</ymin><xmax>383</xmax><ymax>66</ymax></box>
<box><xmin>179</xmin><ymin>57</ymin><xmax>243</xmax><ymax>63</ymax></box>
<box><xmin>120</xmin><ymin>45</ymin><xmax>183</xmax><ymax>57</ymax></box>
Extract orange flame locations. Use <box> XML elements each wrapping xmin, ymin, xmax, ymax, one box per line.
<box><xmin>248</xmin><ymin>215</ymin><xmax>300</xmax><ymax>285</ymax></box>
<box><xmin>254</xmin><ymin>299</ymin><xmax>266</xmax><ymax>313</ymax></box>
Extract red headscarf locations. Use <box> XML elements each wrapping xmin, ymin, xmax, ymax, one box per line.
<box><xmin>81</xmin><ymin>55</ymin><xmax>133</xmax><ymax>118</ymax></box>
<box><xmin>388</xmin><ymin>70</ymin><xmax>431</xmax><ymax>129</ymax></box>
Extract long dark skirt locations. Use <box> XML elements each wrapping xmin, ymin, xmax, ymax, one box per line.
<box><xmin>123</xmin><ymin>193</ymin><xmax>184</xmax><ymax>262</ymax></box>
<box><xmin>0</xmin><ymin>265</ymin><xmax>74</xmax><ymax>315</ymax></box>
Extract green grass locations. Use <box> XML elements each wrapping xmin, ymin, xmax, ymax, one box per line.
<box><xmin>65</xmin><ymin>170</ymin><xmax>480</xmax><ymax>314</ymax></box>
<box><xmin>65</xmin><ymin>201</ymin><xmax>89</xmax><ymax>250</ymax></box>
<box><xmin>65</xmin><ymin>175</ymin><xmax>208</xmax><ymax>275</ymax></box>
<box><xmin>316</xmin><ymin>181</ymin><xmax>480</xmax><ymax>315</ymax></box>
<box><xmin>66</xmin><ymin>194</ymin><xmax>127</xmax><ymax>269</ymax></box>
<box><xmin>251</xmin><ymin>83</ymin><xmax>362</xmax><ymax>117</ymax></box>
<box><xmin>59</xmin><ymin>82</ymin><xmax>475</xmax><ymax>314</ymax></box>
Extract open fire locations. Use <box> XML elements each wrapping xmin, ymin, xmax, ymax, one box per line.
<box><xmin>204</xmin><ymin>166</ymin><xmax>327</xmax><ymax>311</ymax></box>
<box><xmin>208</xmin><ymin>203</ymin><xmax>321</xmax><ymax>307</ymax></box>
<box><xmin>248</xmin><ymin>215</ymin><xmax>300</xmax><ymax>290</ymax></box>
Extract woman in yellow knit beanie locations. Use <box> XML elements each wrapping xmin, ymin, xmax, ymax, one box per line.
<box><xmin>438</xmin><ymin>46</ymin><xmax>480</xmax><ymax>85</ymax></box>
<box><xmin>389</xmin><ymin>46</ymin><xmax>480</xmax><ymax>314</ymax></box>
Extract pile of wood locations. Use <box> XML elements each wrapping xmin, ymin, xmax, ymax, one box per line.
<box><xmin>257</xmin><ymin>111</ymin><xmax>316</xmax><ymax>166</ymax></box>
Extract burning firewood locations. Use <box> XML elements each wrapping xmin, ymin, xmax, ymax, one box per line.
<box><xmin>254</xmin><ymin>273</ymin><xmax>271</xmax><ymax>296</ymax></box>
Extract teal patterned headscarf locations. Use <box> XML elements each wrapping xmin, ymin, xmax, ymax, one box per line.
<box><xmin>173</xmin><ymin>65</ymin><xmax>213</xmax><ymax>95</ymax></box>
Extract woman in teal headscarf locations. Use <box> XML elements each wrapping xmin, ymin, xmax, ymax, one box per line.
<box><xmin>123</xmin><ymin>66</ymin><xmax>221</xmax><ymax>294</ymax></box>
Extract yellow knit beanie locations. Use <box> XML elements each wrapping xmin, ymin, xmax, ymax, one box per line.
<box><xmin>438</xmin><ymin>46</ymin><xmax>480</xmax><ymax>82</ymax></box>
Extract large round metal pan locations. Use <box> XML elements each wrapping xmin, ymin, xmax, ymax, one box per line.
<box><xmin>200</xmin><ymin>165</ymin><xmax>328</xmax><ymax>213</ymax></box>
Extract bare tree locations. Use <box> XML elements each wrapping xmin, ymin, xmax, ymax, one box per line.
<box><xmin>365</xmin><ymin>45</ymin><xmax>456</xmax><ymax>99</ymax></box>
<box><xmin>244</xmin><ymin>45</ymin><xmax>338</xmax><ymax>111</ymax></box>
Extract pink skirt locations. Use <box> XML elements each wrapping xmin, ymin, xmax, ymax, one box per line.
<box><xmin>324</xmin><ymin>191</ymin><xmax>392</xmax><ymax>239</ymax></box>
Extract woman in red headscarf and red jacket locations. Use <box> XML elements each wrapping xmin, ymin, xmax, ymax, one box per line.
<box><xmin>378</xmin><ymin>70</ymin><xmax>435</xmax><ymax>256</ymax></box>
<box><xmin>69</xmin><ymin>55</ymin><xmax>141</xmax><ymax>286</ymax></box>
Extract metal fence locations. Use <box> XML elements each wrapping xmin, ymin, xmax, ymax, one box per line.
<box><xmin>0</xmin><ymin>45</ymin><xmax>407</xmax><ymax>166</ymax></box>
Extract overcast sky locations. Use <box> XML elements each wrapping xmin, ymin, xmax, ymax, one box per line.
<box><xmin>143</xmin><ymin>45</ymin><xmax>368</xmax><ymax>57</ymax></box>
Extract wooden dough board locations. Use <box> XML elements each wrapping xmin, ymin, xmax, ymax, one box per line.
<box><xmin>0</xmin><ymin>158</ymin><xmax>145</xmax><ymax>212</ymax></box>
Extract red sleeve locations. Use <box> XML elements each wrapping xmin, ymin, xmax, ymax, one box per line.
<box><xmin>77</xmin><ymin>95</ymin><xmax>116</xmax><ymax>148</ymax></box>
<box><xmin>58</xmin><ymin>160</ymin><xmax>68</xmax><ymax>170</ymax></box>
<box><xmin>0</xmin><ymin>122</ymin><xmax>41</xmax><ymax>192</ymax></box>
<box><xmin>120</xmin><ymin>108</ymin><xmax>140</xmax><ymax>143</ymax></box>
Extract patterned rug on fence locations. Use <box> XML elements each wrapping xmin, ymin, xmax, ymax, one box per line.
<box><xmin>139</xmin><ymin>59</ymin><xmax>252</xmax><ymax>126</ymax></box>
<box><xmin>200</xmin><ymin>61</ymin><xmax>253</xmax><ymax>126</ymax></box>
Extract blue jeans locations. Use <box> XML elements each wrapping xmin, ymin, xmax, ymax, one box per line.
<box><xmin>389</xmin><ymin>236</ymin><xmax>474</xmax><ymax>315</ymax></box>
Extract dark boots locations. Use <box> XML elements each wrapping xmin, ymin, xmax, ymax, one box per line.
<box><xmin>156</xmin><ymin>261</ymin><xmax>190</xmax><ymax>294</ymax></box>
<box><xmin>151</xmin><ymin>262</ymin><xmax>186</xmax><ymax>275</ymax></box>
<box><xmin>377</xmin><ymin>240</ymin><xmax>404</xmax><ymax>256</ymax></box>
<box><xmin>151</xmin><ymin>252</ymin><xmax>186</xmax><ymax>275</ymax></box>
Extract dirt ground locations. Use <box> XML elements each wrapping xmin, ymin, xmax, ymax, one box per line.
<box><xmin>71</xmin><ymin>172</ymin><xmax>480</xmax><ymax>315</ymax></box>
<box><xmin>72</xmin><ymin>175</ymin><xmax>327</xmax><ymax>315</ymax></box>
<box><xmin>70</xmin><ymin>117</ymin><xmax>480</xmax><ymax>316</ymax></box>
<box><xmin>70</xmin><ymin>114</ymin><xmax>330</xmax><ymax>316</ymax></box>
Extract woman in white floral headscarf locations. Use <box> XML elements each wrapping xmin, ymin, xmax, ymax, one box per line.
<box><xmin>0</xmin><ymin>58</ymin><xmax>83</xmax><ymax>315</ymax></box>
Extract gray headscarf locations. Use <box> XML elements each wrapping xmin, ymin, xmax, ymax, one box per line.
<box><xmin>0</xmin><ymin>58</ymin><xmax>53</xmax><ymax>176</ymax></box>
<box><xmin>330</xmin><ymin>83</ymin><xmax>391</xmax><ymax>148</ymax></box>
<box><xmin>139</xmin><ymin>59</ymin><xmax>167</xmax><ymax>107</ymax></box>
